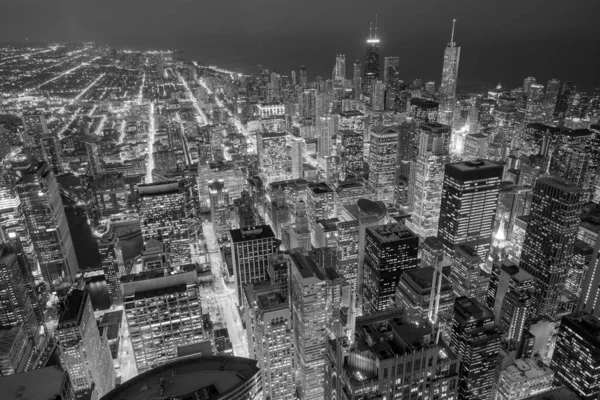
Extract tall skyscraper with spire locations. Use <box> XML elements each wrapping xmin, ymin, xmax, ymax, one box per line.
<box><xmin>364</xmin><ymin>18</ymin><xmax>380</xmax><ymax>96</ymax></box>
<box><xmin>438</xmin><ymin>19</ymin><xmax>460</xmax><ymax>125</ymax></box>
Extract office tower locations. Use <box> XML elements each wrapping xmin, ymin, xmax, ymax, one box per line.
<box><xmin>56</xmin><ymin>290</ymin><xmax>115</xmax><ymax>398</ymax></box>
<box><xmin>352</xmin><ymin>60</ymin><xmax>362</xmax><ymax>98</ymax></box>
<box><xmin>291</xmin><ymin>200</ymin><xmax>311</xmax><ymax>251</ymax></box>
<box><xmin>102</xmin><ymin>355</ymin><xmax>262</xmax><ymax>400</ymax></box>
<box><xmin>550</xmin><ymin>144</ymin><xmax>595</xmax><ymax>197</ymax></box>
<box><xmin>257</xmin><ymin>132</ymin><xmax>292</xmax><ymax>184</ymax></box>
<box><xmin>300</xmin><ymin>66</ymin><xmax>308</xmax><ymax>88</ymax></box>
<box><xmin>367</xmin><ymin>125</ymin><xmax>399</xmax><ymax>201</ymax></box>
<box><xmin>410</xmin><ymin>98</ymin><xmax>440</xmax><ymax>123</ymax></box>
<box><xmin>15</xmin><ymin>161</ymin><xmax>78</xmax><ymax>289</ymax></box>
<box><xmin>317</xmin><ymin>114</ymin><xmax>336</xmax><ymax>159</ymax></box>
<box><xmin>291</xmin><ymin>70</ymin><xmax>297</xmax><ymax>86</ymax></box>
<box><xmin>438</xmin><ymin>20</ymin><xmax>461</xmax><ymax>125</ymax></box>
<box><xmin>383</xmin><ymin>56</ymin><xmax>400</xmax><ymax>85</ymax></box>
<box><xmin>364</xmin><ymin>21</ymin><xmax>380</xmax><ymax>95</ymax></box>
<box><xmin>544</xmin><ymin>78</ymin><xmax>561</xmax><ymax>113</ymax></box>
<box><xmin>437</xmin><ymin>160</ymin><xmax>504</xmax><ymax>259</ymax></box>
<box><xmin>499</xmin><ymin>270</ymin><xmax>535</xmax><ymax>347</ymax></box>
<box><xmin>496</xmin><ymin>358</ymin><xmax>555</xmax><ymax>400</ymax></box>
<box><xmin>519</xmin><ymin>178</ymin><xmax>585</xmax><ymax>319</ymax></box>
<box><xmin>551</xmin><ymin>312</ymin><xmax>600</xmax><ymax>400</ymax></box>
<box><xmin>121</xmin><ymin>266</ymin><xmax>203</xmax><ymax>373</ymax></box>
<box><xmin>0</xmin><ymin>366</ymin><xmax>76</xmax><ymax>400</ymax></box>
<box><xmin>306</xmin><ymin>182</ymin><xmax>335</xmax><ymax>246</ymax></box>
<box><xmin>98</xmin><ymin>230</ymin><xmax>125</xmax><ymax>301</ymax></box>
<box><xmin>138</xmin><ymin>179</ymin><xmax>198</xmax><ymax>267</ymax></box>
<box><xmin>235</xmin><ymin>189</ymin><xmax>257</xmax><ymax>230</ymax></box>
<box><xmin>288</xmin><ymin>133</ymin><xmax>303</xmax><ymax>179</ymax></box>
<box><xmin>0</xmin><ymin>323</ymin><xmax>33</xmax><ymax>375</ymax></box>
<box><xmin>337</xmin><ymin>130</ymin><xmax>364</xmax><ymax>180</ymax></box>
<box><xmin>362</xmin><ymin>223</ymin><xmax>419</xmax><ymax>315</ymax></box>
<box><xmin>333</xmin><ymin>54</ymin><xmax>346</xmax><ymax>82</ymax></box>
<box><xmin>555</xmin><ymin>81</ymin><xmax>576</xmax><ymax>119</ymax></box>
<box><xmin>564</xmin><ymin>240</ymin><xmax>593</xmax><ymax>298</ymax></box>
<box><xmin>523</xmin><ymin>76</ymin><xmax>537</xmax><ymax>94</ymax></box>
<box><xmin>405</xmin><ymin>122</ymin><xmax>451</xmax><ymax>238</ymax></box>
<box><xmin>209</xmin><ymin>180</ymin><xmax>232</xmax><ymax>242</ymax></box>
<box><xmin>395</xmin><ymin>266</ymin><xmax>453</xmax><ymax>321</ymax></box>
<box><xmin>525</xmin><ymin>83</ymin><xmax>546</xmax><ymax>123</ymax></box>
<box><xmin>425</xmin><ymin>81</ymin><xmax>436</xmax><ymax>94</ymax></box>
<box><xmin>326</xmin><ymin>308</ymin><xmax>459</xmax><ymax>400</ymax></box>
<box><xmin>450</xmin><ymin>297</ymin><xmax>501</xmax><ymax>400</ymax></box>
<box><xmin>371</xmin><ymin>80</ymin><xmax>385</xmax><ymax>110</ymax></box>
<box><xmin>230</xmin><ymin>225</ymin><xmax>279</xmax><ymax>303</ymax></box>
<box><xmin>450</xmin><ymin>243</ymin><xmax>490</xmax><ymax>304</ymax></box>
<box><xmin>336</xmin><ymin>200</ymin><xmax>386</xmax><ymax>300</ymax></box>
<box><xmin>289</xmin><ymin>250</ymin><xmax>343</xmax><ymax>400</ymax></box>
<box><xmin>244</xmin><ymin>283</ymin><xmax>294</xmax><ymax>400</ymax></box>
<box><xmin>40</xmin><ymin>135</ymin><xmax>62</xmax><ymax>175</ymax></box>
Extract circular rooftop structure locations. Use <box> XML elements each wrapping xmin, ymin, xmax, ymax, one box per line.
<box><xmin>101</xmin><ymin>355</ymin><xmax>261</xmax><ymax>400</ymax></box>
<box><xmin>357</xmin><ymin>198</ymin><xmax>387</xmax><ymax>220</ymax></box>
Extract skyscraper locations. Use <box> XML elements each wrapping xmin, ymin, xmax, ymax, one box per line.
<box><xmin>300</xmin><ymin>66</ymin><xmax>308</xmax><ymax>88</ymax></box>
<box><xmin>363</xmin><ymin>21</ymin><xmax>380</xmax><ymax>95</ymax></box>
<box><xmin>230</xmin><ymin>225</ymin><xmax>279</xmax><ymax>303</ymax></box>
<box><xmin>352</xmin><ymin>60</ymin><xmax>362</xmax><ymax>99</ymax></box>
<box><xmin>333</xmin><ymin>54</ymin><xmax>346</xmax><ymax>82</ymax></box>
<box><xmin>551</xmin><ymin>311</ymin><xmax>600</xmax><ymax>400</ymax></box>
<box><xmin>437</xmin><ymin>160</ymin><xmax>504</xmax><ymax>259</ymax></box>
<box><xmin>257</xmin><ymin>131</ymin><xmax>292</xmax><ymax>184</ymax></box>
<box><xmin>518</xmin><ymin>178</ymin><xmax>585</xmax><ymax>319</ymax></box>
<box><xmin>367</xmin><ymin>125</ymin><xmax>399</xmax><ymax>201</ymax></box>
<box><xmin>306</xmin><ymin>182</ymin><xmax>335</xmax><ymax>246</ymax></box>
<box><xmin>405</xmin><ymin>122</ymin><xmax>451</xmax><ymax>238</ymax></box>
<box><xmin>362</xmin><ymin>223</ymin><xmax>419</xmax><ymax>315</ymax></box>
<box><xmin>438</xmin><ymin>19</ymin><xmax>461</xmax><ymax>125</ymax></box>
<box><xmin>383</xmin><ymin>56</ymin><xmax>400</xmax><ymax>85</ymax></box>
<box><xmin>450</xmin><ymin>296</ymin><xmax>501</xmax><ymax>400</ymax></box>
<box><xmin>138</xmin><ymin>179</ymin><xmax>198</xmax><ymax>267</ymax></box>
<box><xmin>244</xmin><ymin>283</ymin><xmax>295</xmax><ymax>400</ymax></box>
<box><xmin>15</xmin><ymin>161</ymin><xmax>78</xmax><ymax>289</ymax></box>
<box><xmin>371</xmin><ymin>80</ymin><xmax>385</xmax><ymax>110</ymax></box>
<box><xmin>121</xmin><ymin>266</ymin><xmax>204</xmax><ymax>373</ymax></box>
<box><xmin>56</xmin><ymin>289</ymin><xmax>115</xmax><ymax>398</ymax></box>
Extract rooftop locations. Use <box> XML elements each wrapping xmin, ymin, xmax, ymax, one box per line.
<box><xmin>101</xmin><ymin>355</ymin><xmax>260</xmax><ymax>400</ymax></box>
<box><xmin>0</xmin><ymin>366</ymin><xmax>68</xmax><ymax>400</ymax></box>
<box><xmin>367</xmin><ymin>223</ymin><xmax>416</xmax><ymax>243</ymax></box>
<box><xmin>58</xmin><ymin>289</ymin><xmax>86</xmax><ymax>325</ymax></box>
<box><xmin>520</xmin><ymin>387</ymin><xmax>579</xmax><ymax>400</ymax></box>
<box><xmin>502</xmin><ymin>358</ymin><xmax>554</xmax><ymax>383</ymax></box>
<box><xmin>229</xmin><ymin>225</ymin><xmax>276</xmax><ymax>243</ymax></box>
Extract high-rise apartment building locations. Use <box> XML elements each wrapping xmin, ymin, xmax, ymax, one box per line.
<box><xmin>383</xmin><ymin>56</ymin><xmax>400</xmax><ymax>85</ymax></box>
<box><xmin>519</xmin><ymin>178</ymin><xmax>585</xmax><ymax>319</ymax></box>
<box><xmin>371</xmin><ymin>80</ymin><xmax>385</xmax><ymax>111</ymax></box>
<box><xmin>362</xmin><ymin>223</ymin><xmax>419</xmax><ymax>315</ymax></box>
<box><xmin>438</xmin><ymin>20</ymin><xmax>460</xmax><ymax>125</ymax></box>
<box><xmin>551</xmin><ymin>312</ymin><xmax>600</xmax><ymax>400</ymax></box>
<box><xmin>367</xmin><ymin>125</ymin><xmax>399</xmax><ymax>201</ymax></box>
<box><xmin>244</xmin><ymin>283</ymin><xmax>294</xmax><ymax>400</ymax></box>
<box><xmin>451</xmin><ymin>297</ymin><xmax>500</xmax><ymax>400</ymax></box>
<box><xmin>15</xmin><ymin>161</ymin><xmax>78</xmax><ymax>289</ymax></box>
<box><xmin>337</xmin><ymin>130</ymin><xmax>364</xmax><ymax>180</ymax></box>
<box><xmin>405</xmin><ymin>122</ymin><xmax>451</xmax><ymax>238</ymax></box>
<box><xmin>437</xmin><ymin>160</ymin><xmax>504</xmax><ymax>259</ymax></box>
<box><xmin>230</xmin><ymin>225</ymin><xmax>279</xmax><ymax>303</ymax></box>
<box><xmin>333</xmin><ymin>54</ymin><xmax>346</xmax><ymax>82</ymax></box>
<box><xmin>56</xmin><ymin>290</ymin><xmax>115</xmax><ymax>398</ymax></box>
<box><xmin>121</xmin><ymin>266</ymin><xmax>203</xmax><ymax>373</ymax></box>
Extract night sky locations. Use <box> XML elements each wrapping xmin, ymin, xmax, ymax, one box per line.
<box><xmin>2</xmin><ymin>0</ymin><xmax>599</xmax><ymax>92</ymax></box>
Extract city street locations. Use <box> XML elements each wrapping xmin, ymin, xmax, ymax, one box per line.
<box><xmin>201</xmin><ymin>220</ymin><xmax>248</xmax><ymax>358</ymax></box>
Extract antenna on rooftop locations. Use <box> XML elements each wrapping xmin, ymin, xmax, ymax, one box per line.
<box><xmin>369</xmin><ymin>22</ymin><xmax>373</xmax><ymax>39</ymax></box>
<box><xmin>375</xmin><ymin>15</ymin><xmax>379</xmax><ymax>38</ymax></box>
<box><xmin>451</xmin><ymin>19</ymin><xmax>456</xmax><ymax>43</ymax></box>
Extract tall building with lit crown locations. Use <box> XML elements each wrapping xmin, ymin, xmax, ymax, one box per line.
<box><xmin>362</xmin><ymin>223</ymin><xmax>419</xmax><ymax>316</ymax></box>
<box><xmin>550</xmin><ymin>311</ymin><xmax>600</xmax><ymax>400</ymax></box>
<box><xmin>450</xmin><ymin>297</ymin><xmax>500</xmax><ymax>400</ymax></box>
<box><xmin>367</xmin><ymin>125</ymin><xmax>399</xmax><ymax>201</ymax></box>
<box><xmin>438</xmin><ymin>20</ymin><xmax>460</xmax><ymax>125</ymax></box>
<box><xmin>230</xmin><ymin>225</ymin><xmax>279</xmax><ymax>303</ymax></box>
<box><xmin>364</xmin><ymin>21</ymin><xmax>380</xmax><ymax>95</ymax></box>
<box><xmin>405</xmin><ymin>122</ymin><xmax>451</xmax><ymax>238</ymax></box>
<box><xmin>56</xmin><ymin>290</ymin><xmax>115</xmax><ymax>399</ymax></box>
<box><xmin>437</xmin><ymin>160</ymin><xmax>504</xmax><ymax>259</ymax></box>
<box><xmin>121</xmin><ymin>266</ymin><xmax>203</xmax><ymax>374</ymax></box>
<box><xmin>244</xmin><ymin>283</ymin><xmax>295</xmax><ymax>400</ymax></box>
<box><xmin>138</xmin><ymin>179</ymin><xmax>198</xmax><ymax>267</ymax></box>
<box><xmin>518</xmin><ymin>177</ymin><xmax>585</xmax><ymax>319</ymax></box>
<box><xmin>15</xmin><ymin>161</ymin><xmax>78</xmax><ymax>289</ymax></box>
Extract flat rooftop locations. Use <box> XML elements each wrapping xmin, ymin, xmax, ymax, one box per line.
<box><xmin>229</xmin><ymin>225</ymin><xmax>275</xmax><ymax>243</ymax></box>
<box><xmin>102</xmin><ymin>355</ymin><xmax>260</xmax><ymax>400</ymax></box>
<box><xmin>0</xmin><ymin>366</ymin><xmax>67</xmax><ymax>399</ymax></box>
<box><xmin>367</xmin><ymin>223</ymin><xmax>417</xmax><ymax>243</ymax></box>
